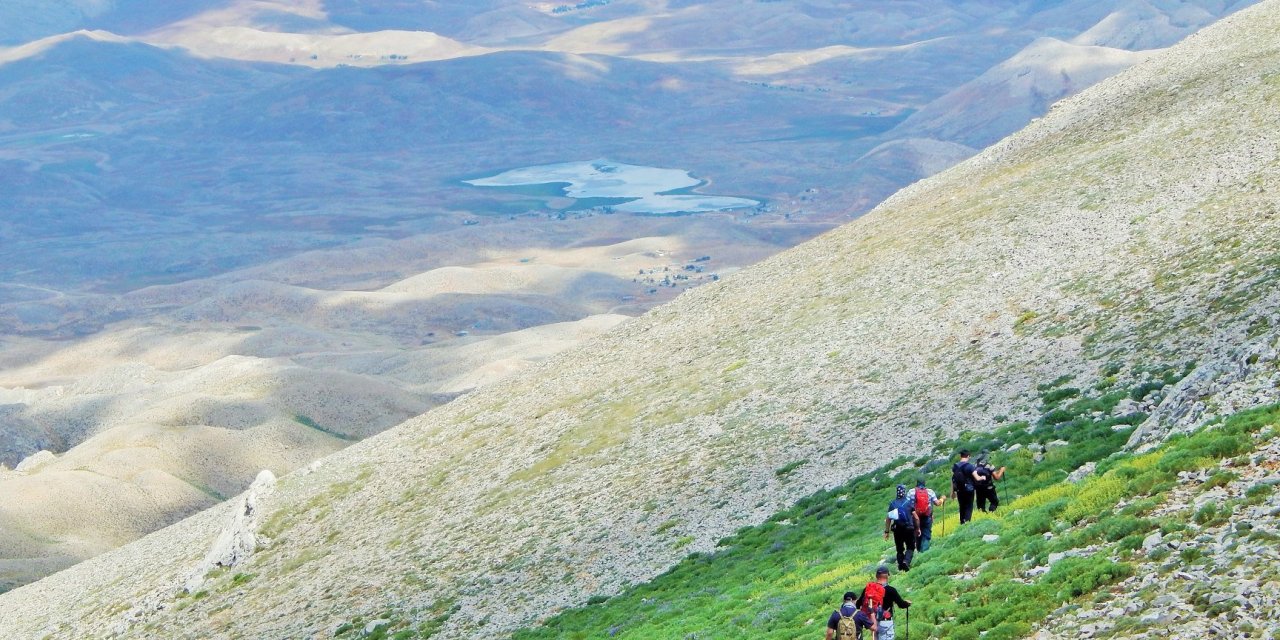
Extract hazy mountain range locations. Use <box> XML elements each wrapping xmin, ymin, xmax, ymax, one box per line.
<box><xmin>0</xmin><ymin>0</ymin><xmax>1261</xmax><ymax>592</ymax></box>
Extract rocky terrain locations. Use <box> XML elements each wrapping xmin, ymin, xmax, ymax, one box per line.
<box><xmin>0</xmin><ymin>0</ymin><xmax>1277</xmax><ymax>637</ymax></box>
<box><xmin>2</xmin><ymin>0</ymin><xmax>1260</xmax><ymax>591</ymax></box>
<box><xmin>1032</xmin><ymin>437</ymin><xmax>1280</xmax><ymax>639</ymax></box>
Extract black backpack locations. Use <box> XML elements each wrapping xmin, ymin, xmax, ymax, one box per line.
<box><xmin>952</xmin><ymin>461</ymin><xmax>974</xmax><ymax>492</ymax></box>
<box><xmin>974</xmin><ymin>465</ymin><xmax>993</xmax><ymax>488</ymax></box>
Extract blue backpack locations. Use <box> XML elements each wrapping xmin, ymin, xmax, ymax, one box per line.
<box><xmin>890</xmin><ymin>497</ymin><xmax>915</xmax><ymax>530</ymax></box>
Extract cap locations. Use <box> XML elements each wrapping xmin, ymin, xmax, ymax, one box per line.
<box><xmin>876</xmin><ymin>566</ymin><xmax>891</xmax><ymax>577</ymax></box>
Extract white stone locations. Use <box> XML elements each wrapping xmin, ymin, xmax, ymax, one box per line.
<box><xmin>1142</xmin><ymin>531</ymin><xmax>1164</xmax><ymax>550</ymax></box>
<box><xmin>184</xmin><ymin>470</ymin><xmax>276</xmax><ymax>593</ymax></box>
<box><xmin>14</xmin><ymin>450</ymin><xmax>56</xmax><ymax>473</ymax></box>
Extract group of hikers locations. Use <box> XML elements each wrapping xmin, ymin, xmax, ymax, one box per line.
<box><xmin>824</xmin><ymin>450</ymin><xmax>1006</xmax><ymax>640</ymax></box>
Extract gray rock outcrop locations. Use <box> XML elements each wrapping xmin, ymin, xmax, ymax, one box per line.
<box><xmin>184</xmin><ymin>469</ymin><xmax>276</xmax><ymax>593</ymax></box>
<box><xmin>1128</xmin><ymin>331</ymin><xmax>1280</xmax><ymax>450</ymax></box>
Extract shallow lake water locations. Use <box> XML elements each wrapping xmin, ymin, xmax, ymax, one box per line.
<box><xmin>464</xmin><ymin>160</ymin><xmax>760</xmax><ymax>214</ymax></box>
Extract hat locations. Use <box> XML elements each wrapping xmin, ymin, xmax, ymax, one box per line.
<box><xmin>876</xmin><ymin>566</ymin><xmax>891</xmax><ymax>577</ymax></box>
<box><xmin>843</xmin><ymin>591</ymin><xmax>857</xmax><ymax>602</ymax></box>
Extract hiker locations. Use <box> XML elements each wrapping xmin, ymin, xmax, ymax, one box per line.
<box><xmin>974</xmin><ymin>456</ymin><xmax>1006</xmax><ymax>513</ymax></box>
<box><xmin>884</xmin><ymin>484</ymin><xmax>921</xmax><ymax>572</ymax></box>
<box><xmin>910</xmin><ymin>478</ymin><xmax>944</xmax><ymax>552</ymax></box>
<box><xmin>857</xmin><ymin>566</ymin><xmax>912</xmax><ymax>640</ymax></box>
<box><xmin>951</xmin><ymin>450</ymin><xmax>982</xmax><ymax>524</ymax></box>
<box><xmin>826</xmin><ymin>590</ymin><xmax>875</xmax><ymax>640</ymax></box>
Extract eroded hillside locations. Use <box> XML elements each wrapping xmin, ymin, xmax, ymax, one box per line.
<box><xmin>1</xmin><ymin>1</ymin><xmax>1279</xmax><ymax>638</ymax></box>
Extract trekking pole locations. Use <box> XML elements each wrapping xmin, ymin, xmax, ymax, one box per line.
<box><xmin>940</xmin><ymin>498</ymin><xmax>947</xmax><ymax>540</ymax></box>
<box><xmin>906</xmin><ymin>605</ymin><xmax>910</xmax><ymax>640</ymax></box>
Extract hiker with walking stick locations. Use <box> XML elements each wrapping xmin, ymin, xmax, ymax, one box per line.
<box><xmin>856</xmin><ymin>566</ymin><xmax>911</xmax><ymax>640</ymax></box>
<box><xmin>910</xmin><ymin>478</ymin><xmax>944</xmax><ymax>552</ymax></box>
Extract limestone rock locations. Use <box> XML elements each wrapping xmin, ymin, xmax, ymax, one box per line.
<box><xmin>1067</xmin><ymin>462</ymin><xmax>1096</xmax><ymax>483</ymax></box>
<box><xmin>14</xmin><ymin>450</ymin><xmax>55</xmax><ymax>473</ymax></box>
<box><xmin>1142</xmin><ymin>531</ymin><xmax>1163</xmax><ymax>551</ymax></box>
<box><xmin>184</xmin><ymin>470</ymin><xmax>276</xmax><ymax>593</ymax></box>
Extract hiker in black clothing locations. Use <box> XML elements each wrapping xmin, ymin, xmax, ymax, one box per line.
<box><xmin>883</xmin><ymin>484</ymin><xmax>920</xmax><ymax>572</ymax></box>
<box><xmin>856</xmin><ymin>566</ymin><xmax>912</xmax><ymax>640</ymax></box>
<box><xmin>974</xmin><ymin>455</ymin><xmax>1006</xmax><ymax>513</ymax></box>
<box><xmin>951</xmin><ymin>450</ymin><xmax>983</xmax><ymax>524</ymax></box>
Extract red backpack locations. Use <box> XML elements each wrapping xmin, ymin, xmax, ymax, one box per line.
<box><xmin>861</xmin><ymin>581</ymin><xmax>886</xmax><ymax>618</ymax></box>
<box><xmin>914</xmin><ymin>487</ymin><xmax>933</xmax><ymax>517</ymax></box>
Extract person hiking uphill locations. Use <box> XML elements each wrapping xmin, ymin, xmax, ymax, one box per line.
<box><xmin>910</xmin><ymin>478</ymin><xmax>944</xmax><ymax>552</ymax></box>
<box><xmin>826</xmin><ymin>591</ymin><xmax>875</xmax><ymax>640</ymax></box>
<box><xmin>974</xmin><ymin>455</ymin><xmax>1006</xmax><ymax>513</ymax></box>
<box><xmin>884</xmin><ymin>484</ymin><xmax>920</xmax><ymax>571</ymax></box>
<box><xmin>951</xmin><ymin>450</ymin><xmax>983</xmax><ymax>524</ymax></box>
<box><xmin>857</xmin><ymin>566</ymin><xmax>912</xmax><ymax>640</ymax></box>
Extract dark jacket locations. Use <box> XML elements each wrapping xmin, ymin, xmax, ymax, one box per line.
<box><xmin>857</xmin><ymin>584</ymin><xmax>910</xmax><ymax>620</ymax></box>
<box><xmin>952</xmin><ymin>460</ymin><xmax>976</xmax><ymax>492</ymax></box>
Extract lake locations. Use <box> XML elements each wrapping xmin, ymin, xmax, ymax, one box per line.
<box><xmin>464</xmin><ymin>160</ymin><xmax>761</xmax><ymax>215</ymax></box>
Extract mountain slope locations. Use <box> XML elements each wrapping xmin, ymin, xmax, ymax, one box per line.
<box><xmin>5</xmin><ymin>3</ymin><xmax>1280</xmax><ymax>638</ymax></box>
<box><xmin>508</xmin><ymin>390</ymin><xmax>1280</xmax><ymax>639</ymax></box>
<box><xmin>890</xmin><ymin>37</ymin><xmax>1155</xmax><ymax>148</ymax></box>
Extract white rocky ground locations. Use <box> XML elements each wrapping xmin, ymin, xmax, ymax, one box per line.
<box><xmin>1032</xmin><ymin>437</ymin><xmax>1280</xmax><ymax>639</ymax></box>
<box><xmin>0</xmin><ymin>1</ymin><xmax>1277</xmax><ymax>637</ymax></box>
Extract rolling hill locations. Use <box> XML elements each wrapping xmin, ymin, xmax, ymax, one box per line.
<box><xmin>1</xmin><ymin>0</ymin><xmax>1277</xmax><ymax>637</ymax></box>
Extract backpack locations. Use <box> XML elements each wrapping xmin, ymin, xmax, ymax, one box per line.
<box><xmin>913</xmin><ymin>487</ymin><xmax>933</xmax><ymax>517</ymax></box>
<box><xmin>890</xmin><ymin>497</ymin><xmax>914</xmax><ymax>530</ymax></box>
<box><xmin>974</xmin><ymin>465</ymin><xmax>993</xmax><ymax>488</ymax></box>
<box><xmin>835</xmin><ymin>610</ymin><xmax>859</xmax><ymax>640</ymax></box>
<box><xmin>953</xmin><ymin>461</ymin><xmax>974</xmax><ymax>492</ymax></box>
<box><xmin>861</xmin><ymin>581</ymin><xmax>886</xmax><ymax>620</ymax></box>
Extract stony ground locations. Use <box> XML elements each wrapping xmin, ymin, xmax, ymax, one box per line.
<box><xmin>1033</xmin><ymin>438</ymin><xmax>1280</xmax><ymax>639</ymax></box>
<box><xmin>0</xmin><ymin>1</ymin><xmax>1278</xmax><ymax>638</ymax></box>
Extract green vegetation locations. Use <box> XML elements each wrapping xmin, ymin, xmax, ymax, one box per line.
<box><xmin>512</xmin><ymin>372</ymin><xmax>1280</xmax><ymax>640</ymax></box>
<box><xmin>281</xmin><ymin>549</ymin><xmax>329</xmax><ymax>574</ymax></box>
<box><xmin>293</xmin><ymin>414</ymin><xmax>359</xmax><ymax>442</ymax></box>
<box><xmin>334</xmin><ymin>600</ymin><xmax>459</xmax><ymax>639</ymax></box>
<box><xmin>774</xmin><ymin>459</ymin><xmax>809</xmax><ymax>478</ymax></box>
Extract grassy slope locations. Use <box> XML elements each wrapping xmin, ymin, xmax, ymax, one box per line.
<box><xmin>508</xmin><ymin>373</ymin><xmax>1279</xmax><ymax>640</ymax></box>
<box><xmin>2</xmin><ymin>3</ymin><xmax>1280</xmax><ymax>639</ymax></box>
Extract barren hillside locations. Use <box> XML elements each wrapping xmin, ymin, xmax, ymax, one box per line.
<box><xmin>1</xmin><ymin>0</ymin><xmax>1277</xmax><ymax>637</ymax></box>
